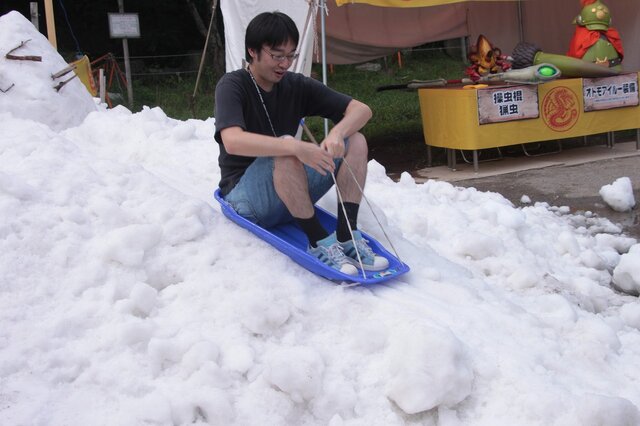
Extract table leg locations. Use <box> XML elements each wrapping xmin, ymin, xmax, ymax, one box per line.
<box><xmin>445</xmin><ymin>148</ymin><xmax>456</xmax><ymax>171</ymax></box>
<box><xmin>473</xmin><ymin>150</ymin><xmax>479</xmax><ymax>173</ymax></box>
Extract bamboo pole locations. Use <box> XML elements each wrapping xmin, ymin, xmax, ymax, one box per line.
<box><xmin>517</xmin><ymin>0</ymin><xmax>524</xmax><ymax>43</ymax></box>
<box><xmin>44</xmin><ymin>0</ymin><xmax>57</xmax><ymax>49</ymax></box>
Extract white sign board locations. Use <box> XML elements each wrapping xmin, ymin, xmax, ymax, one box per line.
<box><xmin>583</xmin><ymin>74</ymin><xmax>639</xmax><ymax>112</ymax></box>
<box><xmin>477</xmin><ymin>85</ymin><xmax>539</xmax><ymax>125</ymax></box>
<box><xmin>108</xmin><ymin>13</ymin><xmax>140</xmax><ymax>38</ymax></box>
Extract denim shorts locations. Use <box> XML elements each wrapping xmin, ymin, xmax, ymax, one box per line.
<box><xmin>224</xmin><ymin>156</ymin><xmax>343</xmax><ymax>228</ymax></box>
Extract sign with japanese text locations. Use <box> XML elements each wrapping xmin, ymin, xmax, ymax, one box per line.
<box><xmin>108</xmin><ymin>13</ymin><xmax>140</xmax><ymax>38</ymax></box>
<box><xmin>583</xmin><ymin>74</ymin><xmax>639</xmax><ymax>112</ymax></box>
<box><xmin>476</xmin><ymin>85</ymin><xmax>539</xmax><ymax>125</ymax></box>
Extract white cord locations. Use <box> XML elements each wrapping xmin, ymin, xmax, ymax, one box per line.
<box><xmin>302</xmin><ymin>123</ymin><xmax>404</xmax><ymax>270</ymax></box>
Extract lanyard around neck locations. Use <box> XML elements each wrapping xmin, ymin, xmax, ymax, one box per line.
<box><xmin>246</xmin><ymin>67</ymin><xmax>277</xmax><ymax>137</ymax></box>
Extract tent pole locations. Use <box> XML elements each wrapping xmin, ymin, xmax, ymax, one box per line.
<box><xmin>517</xmin><ymin>0</ymin><xmax>524</xmax><ymax>43</ymax></box>
<box><xmin>294</xmin><ymin>1</ymin><xmax>314</xmax><ymax>74</ymax></box>
<box><xmin>321</xmin><ymin>0</ymin><xmax>329</xmax><ymax>137</ymax></box>
<box><xmin>460</xmin><ymin>36</ymin><xmax>468</xmax><ymax>64</ymax></box>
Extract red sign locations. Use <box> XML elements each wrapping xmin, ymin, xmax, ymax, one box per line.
<box><xmin>541</xmin><ymin>87</ymin><xmax>579</xmax><ymax>132</ymax></box>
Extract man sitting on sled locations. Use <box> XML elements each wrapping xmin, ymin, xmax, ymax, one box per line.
<box><xmin>214</xmin><ymin>11</ymin><xmax>389</xmax><ymax>275</ymax></box>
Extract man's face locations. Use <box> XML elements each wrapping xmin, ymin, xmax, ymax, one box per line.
<box><xmin>249</xmin><ymin>39</ymin><xmax>297</xmax><ymax>90</ymax></box>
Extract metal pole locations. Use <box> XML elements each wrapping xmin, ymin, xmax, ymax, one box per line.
<box><xmin>517</xmin><ymin>0</ymin><xmax>524</xmax><ymax>43</ymax></box>
<box><xmin>460</xmin><ymin>36</ymin><xmax>468</xmax><ymax>64</ymax></box>
<box><xmin>30</xmin><ymin>2</ymin><xmax>39</xmax><ymax>30</ymax></box>
<box><xmin>99</xmin><ymin>68</ymin><xmax>106</xmax><ymax>104</ymax></box>
<box><xmin>44</xmin><ymin>0</ymin><xmax>57</xmax><ymax>48</ymax></box>
<box><xmin>118</xmin><ymin>0</ymin><xmax>134</xmax><ymax>108</ymax></box>
<box><xmin>320</xmin><ymin>0</ymin><xmax>329</xmax><ymax>137</ymax></box>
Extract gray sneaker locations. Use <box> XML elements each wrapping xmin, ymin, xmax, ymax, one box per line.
<box><xmin>308</xmin><ymin>233</ymin><xmax>358</xmax><ymax>275</ymax></box>
<box><xmin>340</xmin><ymin>230</ymin><xmax>389</xmax><ymax>271</ymax></box>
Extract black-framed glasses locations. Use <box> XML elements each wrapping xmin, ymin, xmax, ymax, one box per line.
<box><xmin>262</xmin><ymin>48</ymin><xmax>299</xmax><ymax>63</ymax></box>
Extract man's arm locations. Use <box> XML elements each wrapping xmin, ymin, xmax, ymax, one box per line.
<box><xmin>221</xmin><ymin>126</ymin><xmax>296</xmax><ymax>157</ymax></box>
<box><xmin>220</xmin><ymin>126</ymin><xmax>338</xmax><ymax>175</ymax></box>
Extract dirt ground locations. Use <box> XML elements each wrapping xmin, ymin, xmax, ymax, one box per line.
<box><xmin>372</xmin><ymin>141</ymin><xmax>640</xmax><ymax>239</ymax></box>
<box><xmin>452</xmin><ymin>156</ymin><xmax>640</xmax><ymax>239</ymax></box>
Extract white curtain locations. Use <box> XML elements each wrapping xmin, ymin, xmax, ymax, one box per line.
<box><xmin>220</xmin><ymin>0</ymin><xmax>318</xmax><ymax>76</ymax></box>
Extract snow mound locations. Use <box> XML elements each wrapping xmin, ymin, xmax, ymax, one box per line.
<box><xmin>0</xmin><ymin>11</ymin><xmax>96</xmax><ymax>131</ymax></box>
<box><xmin>385</xmin><ymin>324</ymin><xmax>473</xmax><ymax>414</ymax></box>
<box><xmin>599</xmin><ymin>177</ymin><xmax>636</xmax><ymax>212</ymax></box>
<box><xmin>613</xmin><ymin>244</ymin><xmax>640</xmax><ymax>295</ymax></box>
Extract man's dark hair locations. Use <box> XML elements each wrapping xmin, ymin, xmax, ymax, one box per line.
<box><xmin>245</xmin><ymin>11</ymin><xmax>299</xmax><ymax>64</ymax></box>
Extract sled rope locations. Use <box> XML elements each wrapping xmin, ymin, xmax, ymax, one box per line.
<box><xmin>301</xmin><ymin>123</ymin><xmax>366</xmax><ymax>277</ymax></box>
<box><xmin>301</xmin><ymin>122</ymin><xmax>403</xmax><ymax>266</ymax></box>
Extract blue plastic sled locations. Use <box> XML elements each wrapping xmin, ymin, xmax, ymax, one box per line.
<box><xmin>214</xmin><ymin>189</ymin><xmax>409</xmax><ymax>284</ymax></box>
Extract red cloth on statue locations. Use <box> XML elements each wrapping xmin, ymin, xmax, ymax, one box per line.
<box><xmin>567</xmin><ymin>26</ymin><xmax>624</xmax><ymax>59</ymax></box>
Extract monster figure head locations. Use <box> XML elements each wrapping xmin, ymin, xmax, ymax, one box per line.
<box><xmin>574</xmin><ymin>0</ymin><xmax>611</xmax><ymax>31</ymax></box>
<box><xmin>468</xmin><ymin>35</ymin><xmax>499</xmax><ymax>74</ymax></box>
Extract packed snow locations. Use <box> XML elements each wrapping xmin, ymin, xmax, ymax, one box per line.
<box><xmin>600</xmin><ymin>176</ymin><xmax>637</xmax><ymax>213</ymax></box>
<box><xmin>2</xmin><ymin>11</ymin><xmax>640</xmax><ymax>426</ymax></box>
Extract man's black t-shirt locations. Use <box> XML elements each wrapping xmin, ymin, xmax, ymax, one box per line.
<box><xmin>214</xmin><ymin>69</ymin><xmax>352</xmax><ymax>196</ymax></box>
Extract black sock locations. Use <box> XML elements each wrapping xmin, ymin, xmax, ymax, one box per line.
<box><xmin>295</xmin><ymin>215</ymin><xmax>329</xmax><ymax>247</ymax></box>
<box><xmin>336</xmin><ymin>202</ymin><xmax>359</xmax><ymax>242</ymax></box>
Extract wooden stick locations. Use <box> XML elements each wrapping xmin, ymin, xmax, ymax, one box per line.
<box><xmin>53</xmin><ymin>73</ymin><xmax>78</xmax><ymax>92</ymax></box>
<box><xmin>5</xmin><ymin>40</ymin><xmax>42</xmax><ymax>62</ymax></box>
<box><xmin>51</xmin><ymin>63</ymin><xmax>78</xmax><ymax>80</ymax></box>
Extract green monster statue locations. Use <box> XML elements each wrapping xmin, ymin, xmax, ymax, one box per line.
<box><xmin>567</xmin><ymin>0</ymin><xmax>624</xmax><ymax>70</ymax></box>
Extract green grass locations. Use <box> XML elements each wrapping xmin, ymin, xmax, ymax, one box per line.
<box><xmin>123</xmin><ymin>48</ymin><xmax>466</xmax><ymax>169</ymax></box>
<box><xmin>130</xmin><ymin>71</ymin><xmax>218</xmax><ymax>121</ymax></box>
<box><xmin>305</xmin><ymin>49</ymin><xmax>463</xmax><ymax>144</ymax></box>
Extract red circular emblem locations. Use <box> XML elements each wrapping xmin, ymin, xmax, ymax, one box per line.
<box><xmin>541</xmin><ymin>86</ymin><xmax>579</xmax><ymax>132</ymax></box>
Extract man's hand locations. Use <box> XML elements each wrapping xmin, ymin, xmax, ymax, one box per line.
<box><xmin>293</xmin><ymin>141</ymin><xmax>335</xmax><ymax>175</ymax></box>
<box><xmin>320</xmin><ymin>133</ymin><xmax>346</xmax><ymax>158</ymax></box>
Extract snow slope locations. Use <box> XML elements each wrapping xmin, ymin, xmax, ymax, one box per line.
<box><xmin>2</xmin><ymin>10</ymin><xmax>640</xmax><ymax>426</ymax></box>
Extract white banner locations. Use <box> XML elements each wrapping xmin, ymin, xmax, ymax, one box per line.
<box><xmin>583</xmin><ymin>74</ymin><xmax>639</xmax><ymax>112</ymax></box>
<box><xmin>477</xmin><ymin>84</ymin><xmax>539</xmax><ymax>125</ymax></box>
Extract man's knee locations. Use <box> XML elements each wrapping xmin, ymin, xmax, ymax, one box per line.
<box><xmin>346</xmin><ymin>132</ymin><xmax>368</xmax><ymax>158</ymax></box>
<box><xmin>274</xmin><ymin>154</ymin><xmax>305</xmax><ymax>174</ymax></box>
<box><xmin>275</xmin><ymin>134</ymin><xmax>305</xmax><ymax>172</ymax></box>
